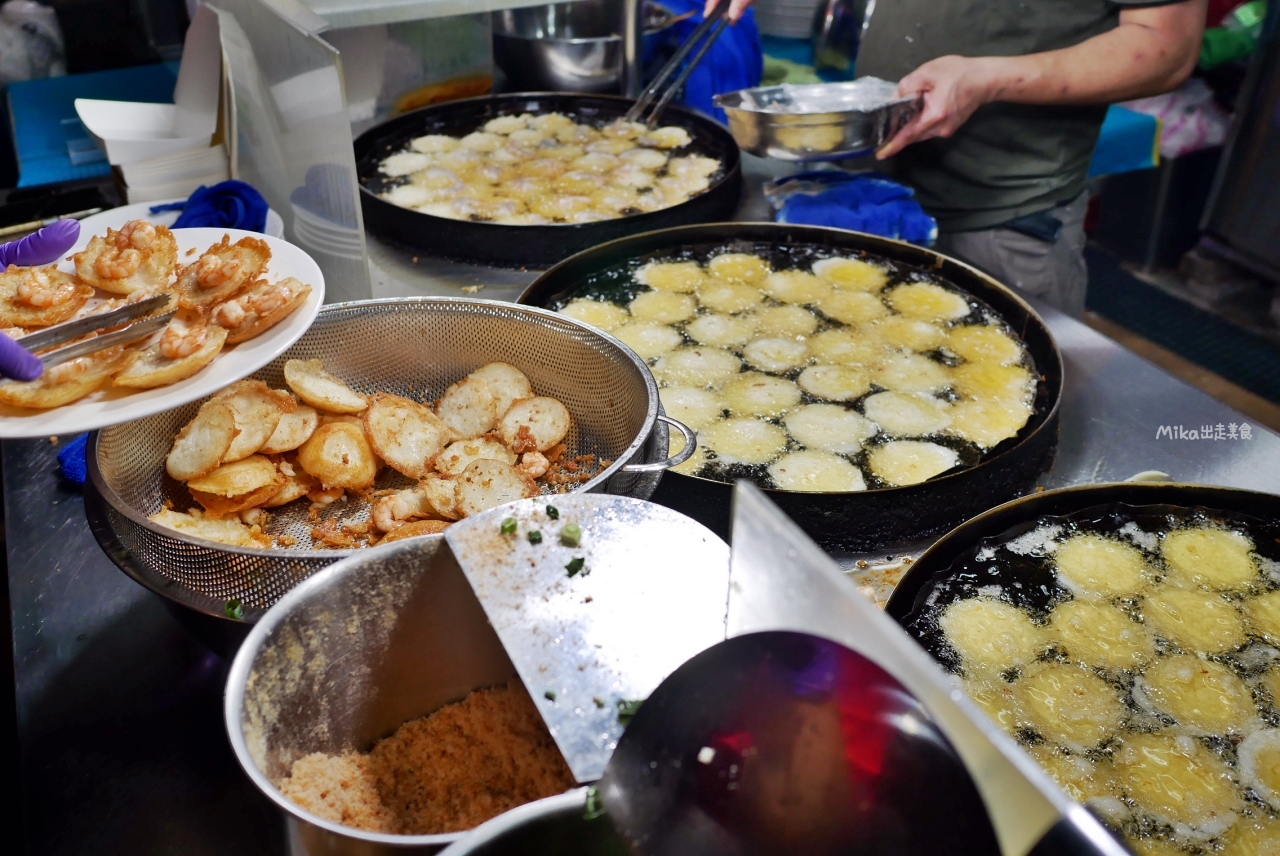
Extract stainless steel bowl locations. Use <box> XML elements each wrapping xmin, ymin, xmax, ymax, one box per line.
<box><xmin>226</xmin><ymin>536</ymin><xmax>518</xmax><ymax>855</ymax></box>
<box><xmin>86</xmin><ymin>297</ymin><xmax>692</xmax><ymax>645</ymax></box>
<box><xmin>492</xmin><ymin>1</ymin><xmax>676</xmax><ymax>93</ymax></box>
<box><xmin>437</xmin><ymin>791</ymin><xmax>629</xmax><ymax>855</ymax></box>
<box><xmin>715</xmin><ymin>81</ymin><xmax>921</xmax><ymax>161</ymax></box>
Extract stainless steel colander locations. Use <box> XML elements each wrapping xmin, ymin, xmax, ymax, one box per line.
<box><xmin>86</xmin><ymin>297</ymin><xmax>691</xmax><ymax>626</ymax></box>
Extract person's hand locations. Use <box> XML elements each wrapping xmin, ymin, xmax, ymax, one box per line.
<box><xmin>0</xmin><ymin>219</ymin><xmax>82</xmax><ymax>381</ymax></box>
<box><xmin>876</xmin><ymin>56</ymin><xmax>1000</xmax><ymax>160</ymax></box>
<box><xmin>704</xmin><ymin>0</ymin><xmax>753</xmax><ymax>24</ymax></box>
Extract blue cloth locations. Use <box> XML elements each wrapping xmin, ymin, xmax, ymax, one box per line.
<box><xmin>150</xmin><ymin>180</ymin><xmax>270</xmax><ymax>232</ymax></box>
<box><xmin>57</xmin><ymin>433</ymin><xmax>88</xmax><ymax>485</ymax></box>
<box><xmin>650</xmin><ymin>0</ymin><xmax>764</xmax><ymax>123</ymax></box>
<box><xmin>768</xmin><ymin>171</ymin><xmax>938</xmax><ymax>246</ymax></box>
<box><xmin>1088</xmin><ymin>105</ymin><xmax>1160</xmax><ymax>178</ymax></box>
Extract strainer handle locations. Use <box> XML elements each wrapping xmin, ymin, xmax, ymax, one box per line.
<box><xmin>622</xmin><ymin>415</ymin><xmax>697</xmax><ymax>474</ymax></box>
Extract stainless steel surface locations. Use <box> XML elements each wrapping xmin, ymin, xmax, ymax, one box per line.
<box><xmin>444</xmin><ymin>494</ymin><xmax>730</xmax><ymax>782</ymax></box>
<box><xmin>625</xmin><ymin>0</ymin><xmax>730</xmax><ymax>125</ymax></box>
<box><xmin>11</xmin><ymin>151</ymin><xmax>1280</xmax><ymax>855</ymax></box>
<box><xmin>37</xmin><ymin>312</ymin><xmax>174</xmax><ymax>369</ymax></box>
<box><xmin>715</xmin><ymin>82</ymin><xmax>921</xmax><ymax>161</ymax></box>
<box><xmin>724</xmin><ymin>483</ymin><xmax>1127</xmax><ymax>856</ymax></box>
<box><xmin>1201</xmin><ymin>1</ymin><xmax>1280</xmax><ymax>280</ymax></box>
<box><xmin>491</xmin><ymin>1</ymin><xmax>674</xmax><ymax>94</ymax></box>
<box><xmin>226</xmin><ymin>536</ymin><xmax>518</xmax><ymax>854</ymax></box>
<box><xmin>89</xmin><ymin>297</ymin><xmax>674</xmax><ymax>622</ymax></box>
<box><xmin>438</xmin><ymin>790</ymin><xmax>628</xmax><ymax>856</ymax></box>
<box><xmin>17</xmin><ymin>293</ymin><xmax>171</xmax><ymax>352</ymax></box>
<box><xmin>5</xmin><ymin>437</ymin><xmax>284</xmax><ymax>856</ymax></box>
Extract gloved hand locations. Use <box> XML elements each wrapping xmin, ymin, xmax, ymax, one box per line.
<box><xmin>0</xmin><ymin>219</ymin><xmax>81</xmax><ymax>381</ymax></box>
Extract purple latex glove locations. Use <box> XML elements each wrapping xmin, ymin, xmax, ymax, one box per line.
<box><xmin>0</xmin><ymin>219</ymin><xmax>82</xmax><ymax>381</ymax></box>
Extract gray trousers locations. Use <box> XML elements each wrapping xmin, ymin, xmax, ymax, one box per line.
<box><xmin>933</xmin><ymin>192</ymin><xmax>1089</xmax><ymax>319</ymax></box>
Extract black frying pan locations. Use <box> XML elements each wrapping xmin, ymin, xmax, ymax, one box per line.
<box><xmin>885</xmin><ymin>482</ymin><xmax>1280</xmax><ymax>628</ymax></box>
<box><xmin>518</xmin><ymin>222</ymin><xmax>1063</xmax><ymax>551</ymax></box>
<box><xmin>354</xmin><ymin>93</ymin><xmax>743</xmax><ymax>268</ymax></box>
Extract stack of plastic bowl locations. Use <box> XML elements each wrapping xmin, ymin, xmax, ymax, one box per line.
<box><xmin>753</xmin><ymin>0</ymin><xmax>825</xmax><ymax>38</ymax></box>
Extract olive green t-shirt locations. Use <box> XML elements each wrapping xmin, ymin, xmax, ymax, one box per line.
<box><xmin>857</xmin><ymin>0</ymin><xmax>1178</xmax><ymax>232</ymax></box>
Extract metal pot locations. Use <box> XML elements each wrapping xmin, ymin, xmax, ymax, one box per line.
<box><xmin>354</xmin><ymin>93</ymin><xmax>743</xmax><ymax>268</ymax></box>
<box><xmin>492</xmin><ymin>2</ymin><xmax>678</xmax><ymax>94</ymax></box>
<box><xmin>518</xmin><ymin>222</ymin><xmax>1063</xmax><ymax>551</ymax></box>
<box><xmin>85</xmin><ymin>297</ymin><xmax>691</xmax><ymax>655</ymax></box>
<box><xmin>437</xmin><ymin>791</ymin><xmax>629</xmax><ymax>855</ymax></box>
<box><xmin>225</xmin><ymin>536</ymin><xmax>520</xmax><ymax>854</ymax></box>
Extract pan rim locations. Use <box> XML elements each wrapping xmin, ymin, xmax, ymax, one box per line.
<box><xmin>517</xmin><ymin>220</ymin><xmax>1065</xmax><ymax>499</ymax></box>
<box><xmin>883</xmin><ymin>480</ymin><xmax>1280</xmax><ymax>619</ymax></box>
<box><xmin>88</xmin><ymin>296</ymin><xmax>662</xmax><ymax>561</ymax></box>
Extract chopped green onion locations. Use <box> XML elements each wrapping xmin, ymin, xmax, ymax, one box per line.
<box><xmin>560</xmin><ymin>522</ymin><xmax>582</xmax><ymax>547</ymax></box>
<box><xmin>225</xmin><ymin>598</ymin><xmax>244</xmax><ymax>620</ymax></box>
<box><xmin>500</xmin><ymin>517</ymin><xmax>517</xmax><ymax>535</ymax></box>
<box><xmin>544</xmin><ymin>690</ymin><xmax>557</xmax><ymax>701</ymax></box>
<box><xmin>528</xmin><ymin>530</ymin><xmax>543</xmax><ymax>545</ymax></box>
<box><xmin>546</xmin><ymin>505</ymin><xmax>559</xmax><ymax>519</ymax></box>
<box><xmin>565</xmin><ymin>557</ymin><xmax>585</xmax><ymax>577</ymax></box>
<box><xmin>584</xmin><ymin>784</ymin><xmax>606</xmax><ymax>820</ymax></box>
<box><xmin>617</xmin><ymin>698</ymin><xmax>643</xmax><ymax>725</ymax></box>
<box><xmin>593</xmin><ymin>696</ymin><xmax>606</xmax><ymax>709</ymax></box>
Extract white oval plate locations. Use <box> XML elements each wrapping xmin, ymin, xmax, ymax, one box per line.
<box><xmin>76</xmin><ymin>200</ymin><xmax>285</xmax><ymax>240</ymax></box>
<box><xmin>0</xmin><ymin>227</ymin><xmax>324</xmax><ymax>438</ymax></box>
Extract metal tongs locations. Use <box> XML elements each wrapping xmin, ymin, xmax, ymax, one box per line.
<box><xmin>624</xmin><ymin>0</ymin><xmax>732</xmax><ymax>127</ymax></box>
<box><xmin>16</xmin><ymin>294</ymin><xmax>174</xmax><ymax>370</ymax></box>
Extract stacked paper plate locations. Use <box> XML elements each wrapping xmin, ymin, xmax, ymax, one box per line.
<box><xmin>755</xmin><ymin>0</ymin><xmax>825</xmax><ymax>38</ymax></box>
<box><xmin>290</xmin><ymin>201</ymin><xmax>363</xmax><ymax>261</ymax></box>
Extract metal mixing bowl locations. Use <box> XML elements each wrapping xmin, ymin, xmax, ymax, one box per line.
<box><xmin>492</xmin><ymin>1</ymin><xmax>677</xmax><ymax>93</ymax></box>
<box><xmin>86</xmin><ymin>297</ymin><xmax>691</xmax><ymax>652</ymax></box>
<box><xmin>226</xmin><ymin>536</ymin><xmax>519</xmax><ymax>855</ymax></box>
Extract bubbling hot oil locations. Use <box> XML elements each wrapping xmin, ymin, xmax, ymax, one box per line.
<box><xmin>908</xmin><ymin>506</ymin><xmax>1280</xmax><ymax>853</ymax></box>
<box><xmin>553</xmin><ymin>244</ymin><xmax>1040</xmax><ymax>494</ymax></box>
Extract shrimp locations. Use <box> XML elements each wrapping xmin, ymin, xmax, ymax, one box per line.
<box><xmin>518</xmin><ymin>451</ymin><xmax>549</xmax><ymax>479</ymax></box>
<box><xmin>195</xmin><ymin>253</ymin><xmax>244</xmax><ymax>289</ymax></box>
<box><xmin>16</xmin><ymin>269</ymin><xmax>77</xmax><ymax>307</ymax></box>
<box><xmin>307</xmin><ymin>485</ymin><xmax>344</xmax><ymax>505</ymax></box>
<box><xmin>116</xmin><ymin>220</ymin><xmax>157</xmax><ymax>251</ymax></box>
<box><xmin>94</xmin><ymin>247</ymin><xmax>142</xmax><ymax>280</ymax></box>
<box><xmin>370</xmin><ymin>480</ymin><xmax>450</xmax><ymax>533</ymax></box>
<box><xmin>239</xmin><ymin>507</ymin><xmax>269</xmax><ymax>527</ymax></box>
<box><xmin>159</xmin><ymin>312</ymin><xmax>209</xmax><ymax>359</ymax></box>
<box><xmin>212</xmin><ymin>281</ymin><xmax>292</xmax><ymax>329</ymax></box>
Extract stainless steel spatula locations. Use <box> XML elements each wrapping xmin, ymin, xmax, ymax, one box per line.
<box><xmin>444</xmin><ymin>494</ymin><xmax>731</xmax><ymax>783</ymax></box>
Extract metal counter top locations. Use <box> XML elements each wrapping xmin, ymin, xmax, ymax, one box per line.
<box><xmin>7</xmin><ymin>153</ymin><xmax>1280</xmax><ymax>853</ymax></box>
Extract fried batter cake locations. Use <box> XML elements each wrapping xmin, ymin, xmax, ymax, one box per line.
<box><xmin>74</xmin><ymin>220</ymin><xmax>177</xmax><ymax>294</ymax></box>
<box><xmin>939</xmin><ymin>597</ymin><xmax>1048</xmax><ymax>675</ymax></box>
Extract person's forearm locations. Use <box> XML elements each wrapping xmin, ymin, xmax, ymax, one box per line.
<box><xmin>968</xmin><ymin>7</ymin><xmax>1204</xmax><ymax>106</ymax></box>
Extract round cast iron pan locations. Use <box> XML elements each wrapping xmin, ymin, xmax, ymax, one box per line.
<box><xmin>354</xmin><ymin>93</ymin><xmax>743</xmax><ymax>268</ymax></box>
<box><xmin>884</xmin><ymin>482</ymin><xmax>1280</xmax><ymax>633</ymax></box>
<box><xmin>518</xmin><ymin>222</ymin><xmax>1064</xmax><ymax>551</ymax></box>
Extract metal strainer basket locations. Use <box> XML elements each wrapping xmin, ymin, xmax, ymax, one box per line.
<box><xmin>85</xmin><ymin>297</ymin><xmax>690</xmax><ymax>632</ymax></box>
